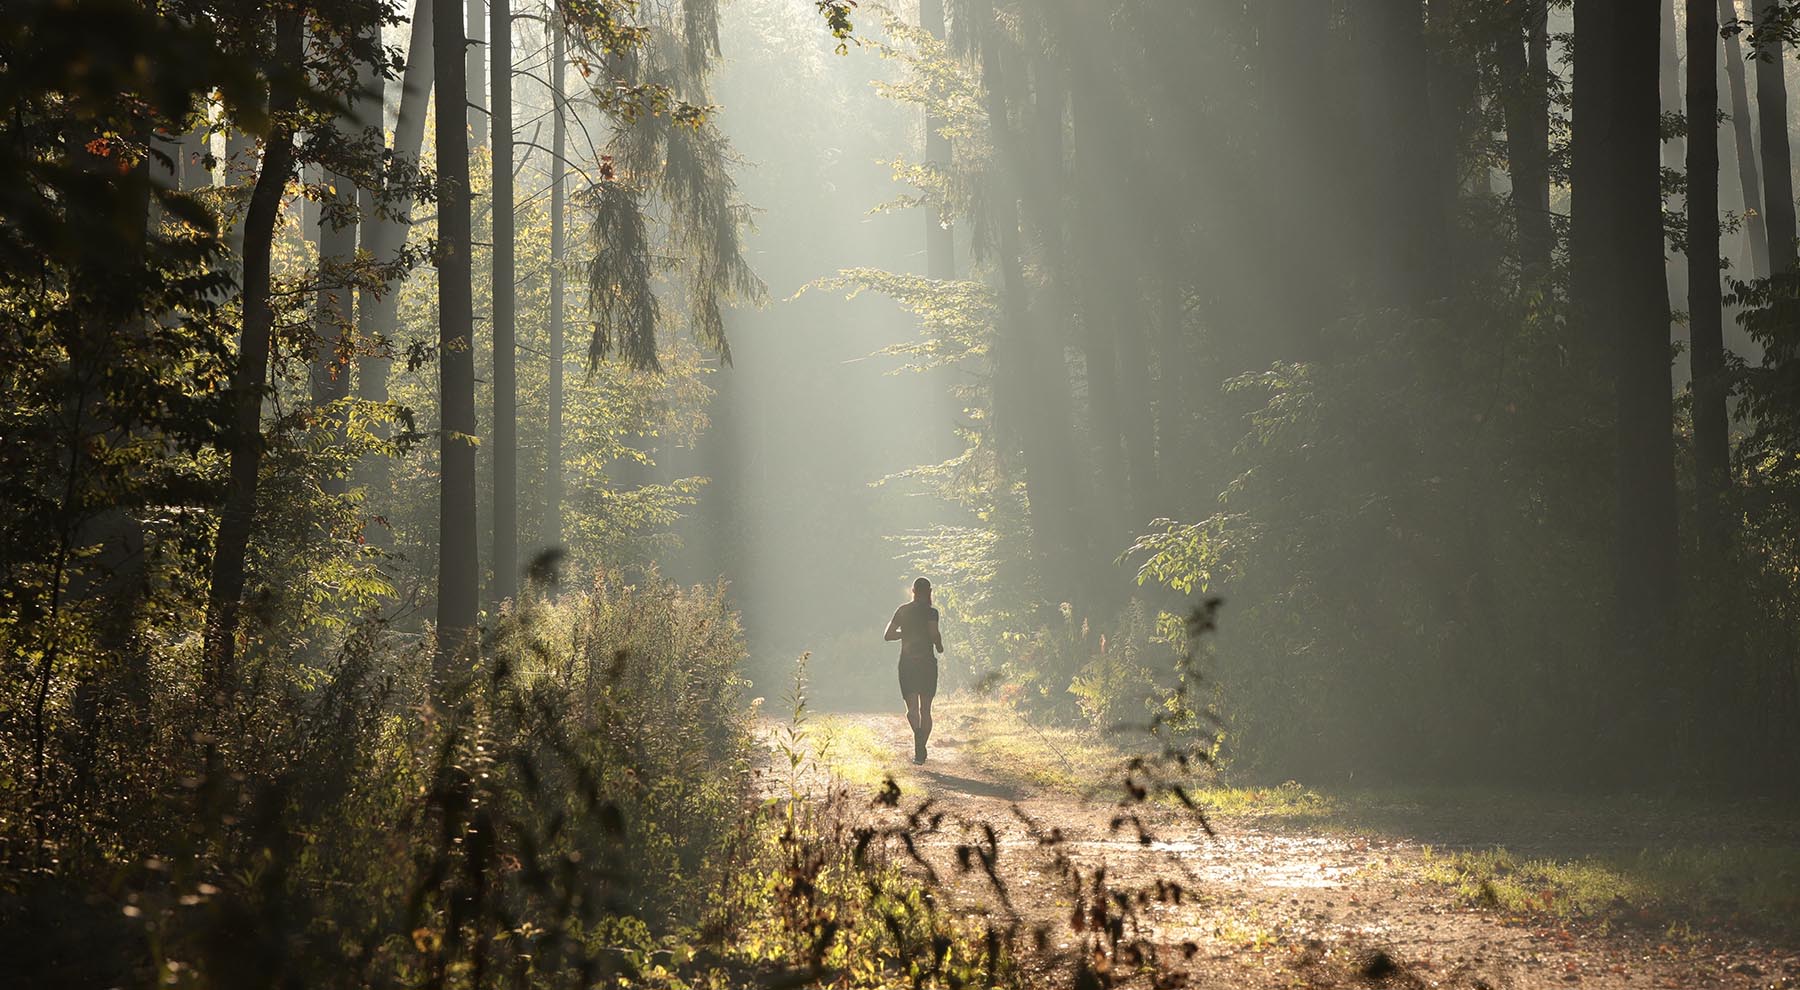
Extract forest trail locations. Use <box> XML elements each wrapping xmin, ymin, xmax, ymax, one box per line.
<box><xmin>756</xmin><ymin>704</ymin><xmax>1800</xmax><ymax>990</ymax></box>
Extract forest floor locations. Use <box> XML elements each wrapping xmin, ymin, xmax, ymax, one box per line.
<box><xmin>755</xmin><ymin>699</ymin><xmax>1800</xmax><ymax>990</ymax></box>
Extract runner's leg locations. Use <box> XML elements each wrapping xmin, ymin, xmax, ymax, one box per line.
<box><xmin>905</xmin><ymin>693</ymin><xmax>921</xmax><ymax>734</ymax></box>
<box><xmin>918</xmin><ymin>695</ymin><xmax>933</xmax><ymax>746</ymax></box>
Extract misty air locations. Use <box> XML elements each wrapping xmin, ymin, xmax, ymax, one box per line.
<box><xmin>5</xmin><ymin>1</ymin><xmax>1800</xmax><ymax>987</ymax></box>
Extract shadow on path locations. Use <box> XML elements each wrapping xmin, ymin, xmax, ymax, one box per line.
<box><xmin>919</xmin><ymin>768</ymin><xmax>1019</xmax><ymax>801</ymax></box>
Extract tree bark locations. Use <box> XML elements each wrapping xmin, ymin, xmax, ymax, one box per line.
<box><xmin>1755</xmin><ymin>0</ymin><xmax>1797</xmax><ymax>271</ymax></box>
<box><xmin>1154</xmin><ymin>220</ymin><xmax>1186</xmax><ymax>501</ymax></box>
<box><xmin>436</xmin><ymin>0</ymin><xmax>480</xmax><ymax>670</ymax></box>
<box><xmin>1663</xmin><ymin>0</ymin><xmax>1692</xmax><ymax>311</ymax></box>
<box><xmin>545</xmin><ymin>21</ymin><xmax>566</xmax><ymax>550</ymax></box>
<box><xmin>178</xmin><ymin>121</ymin><xmax>211</xmax><ymax>192</ymax></box>
<box><xmin>223</xmin><ymin>129</ymin><xmax>254</xmax><ymax>260</ymax></box>
<box><xmin>466</xmin><ymin>0</ymin><xmax>487</xmax><ymax>148</ymax></box>
<box><xmin>975</xmin><ymin>0</ymin><xmax>1088</xmax><ymax>607</ymax></box>
<box><xmin>356</xmin><ymin>0</ymin><xmax>433</xmax><ymax>528</ymax></box>
<box><xmin>1356</xmin><ymin>0</ymin><xmax>1450</xmax><ymax>306</ymax></box>
<box><xmin>1693</xmin><ymin>0</ymin><xmax>1732</xmax><ymax>546</ymax></box>
<box><xmin>488</xmin><ymin>0</ymin><xmax>516</xmax><ymax>603</ymax></box>
<box><xmin>1722</xmin><ymin>0</ymin><xmax>1770</xmax><ymax>278</ymax></box>
<box><xmin>312</xmin><ymin>42</ymin><xmax>363</xmax><ymax>497</ymax></box>
<box><xmin>1497</xmin><ymin>0</ymin><xmax>1554</xmax><ymax>275</ymax></box>
<box><xmin>1573</xmin><ymin>0</ymin><xmax>1679</xmax><ymax>770</ymax></box>
<box><xmin>302</xmin><ymin>160</ymin><xmax>321</xmax><ymax>244</ymax></box>
<box><xmin>204</xmin><ymin>8</ymin><xmax>304</xmax><ymax>683</ymax></box>
<box><xmin>1661</xmin><ymin>0</ymin><xmax>1688</xmax><ymax>170</ymax></box>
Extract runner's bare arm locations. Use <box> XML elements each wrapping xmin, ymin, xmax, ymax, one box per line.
<box><xmin>884</xmin><ymin>608</ymin><xmax>903</xmax><ymax>641</ymax></box>
<box><xmin>930</xmin><ymin>616</ymin><xmax>943</xmax><ymax>653</ymax></box>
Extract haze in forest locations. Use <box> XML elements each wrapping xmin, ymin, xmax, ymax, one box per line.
<box><xmin>6</xmin><ymin>0</ymin><xmax>1800</xmax><ymax>987</ymax></box>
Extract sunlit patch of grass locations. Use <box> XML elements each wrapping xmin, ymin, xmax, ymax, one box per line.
<box><xmin>950</xmin><ymin>698</ymin><xmax>1127</xmax><ymax>794</ymax></box>
<box><xmin>1418</xmin><ymin>847</ymin><xmax>1643</xmax><ymax>918</ymax></box>
<box><xmin>1212</xmin><ymin>907</ymin><xmax>1284</xmax><ymax>952</ymax></box>
<box><xmin>808</xmin><ymin>714</ymin><xmax>918</xmax><ymax>791</ymax></box>
<box><xmin>950</xmin><ymin>699</ymin><xmax>1337</xmax><ymax>819</ymax></box>
<box><xmin>1417</xmin><ymin>844</ymin><xmax>1800</xmax><ymax>932</ymax></box>
<box><xmin>1187</xmin><ymin>780</ymin><xmax>1339</xmax><ymax>821</ymax></box>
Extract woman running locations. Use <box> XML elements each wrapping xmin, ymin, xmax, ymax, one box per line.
<box><xmin>884</xmin><ymin>577</ymin><xmax>944</xmax><ymax>764</ymax></box>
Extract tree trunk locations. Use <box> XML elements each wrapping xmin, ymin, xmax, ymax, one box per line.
<box><xmin>545</xmin><ymin>21</ymin><xmax>566</xmax><ymax>551</ymax></box>
<box><xmin>975</xmin><ymin>0</ymin><xmax>1087</xmax><ymax>607</ymax></box>
<box><xmin>223</xmin><ymin>129</ymin><xmax>254</xmax><ymax>260</ymax></box>
<box><xmin>1722</xmin><ymin>0</ymin><xmax>1770</xmax><ymax>278</ymax></box>
<box><xmin>1497</xmin><ymin>0</ymin><xmax>1554</xmax><ymax>275</ymax></box>
<box><xmin>1115</xmin><ymin>302</ymin><xmax>1156</xmax><ymax>528</ymax></box>
<box><xmin>1663</xmin><ymin>0</ymin><xmax>1692</xmax><ymax>311</ymax></box>
<box><xmin>489</xmin><ymin>0</ymin><xmax>516</xmax><ymax>603</ymax></box>
<box><xmin>1691</xmin><ymin>0</ymin><xmax>1731</xmax><ymax>545</ymax></box>
<box><xmin>312</xmin><ymin>55</ymin><xmax>362</xmax><ymax>497</ymax></box>
<box><xmin>1357</xmin><ymin>0</ymin><xmax>1449</xmax><ymax>305</ymax></box>
<box><xmin>1755</xmin><ymin>0</ymin><xmax>1797</xmax><ymax>271</ymax></box>
<box><xmin>1661</xmin><ymin>0</ymin><xmax>1688</xmax><ymax>170</ymax></box>
<box><xmin>436</xmin><ymin>0</ymin><xmax>480</xmax><ymax>670</ymax></box>
<box><xmin>1425</xmin><ymin>0</ymin><xmax>1476</xmax><ymax>279</ymax></box>
<box><xmin>467</xmin><ymin>0</ymin><xmax>487</xmax><ymax>148</ymax></box>
<box><xmin>921</xmin><ymin>0</ymin><xmax>953</xmax><ymax>280</ymax></box>
<box><xmin>302</xmin><ymin>160</ymin><xmax>321</xmax><ymax>244</ymax></box>
<box><xmin>356</xmin><ymin>0</ymin><xmax>434</xmax><ymax>521</ymax></box>
<box><xmin>1063</xmin><ymin>86</ymin><xmax>1127</xmax><ymax>541</ymax></box>
<box><xmin>1573</xmin><ymin>0</ymin><xmax>1679</xmax><ymax>772</ymax></box>
<box><xmin>204</xmin><ymin>8</ymin><xmax>304</xmax><ymax>682</ymax></box>
<box><xmin>178</xmin><ymin>121</ymin><xmax>211</xmax><ymax>192</ymax></box>
<box><xmin>1154</xmin><ymin>220</ymin><xmax>1186</xmax><ymax>502</ymax></box>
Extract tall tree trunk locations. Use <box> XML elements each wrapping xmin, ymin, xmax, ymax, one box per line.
<box><xmin>204</xmin><ymin>8</ymin><xmax>304</xmax><ymax>683</ymax></box>
<box><xmin>223</xmin><ymin>129</ymin><xmax>254</xmax><ymax>260</ymax></box>
<box><xmin>1425</xmin><ymin>0</ymin><xmax>1475</xmax><ymax>279</ymax></box>
<box><xmin>1153</xmin><ymin>220</ymin><xmax>1186</xmax><ymax>503</ymax></box>
<box><xmin>545</xmin><ymin>21</ymin><xmax>566</xmax><ymax>551</ymax></box>
<box><xmin>921</xmin><ymin>0</ymin><xmax>953</xmax><ymax>280</ymax></box>
<box><xmin>356</xmin><ymin>0</ymin><xmax>434</xmax><ymax>522</ymax></box>
<box><xmin>1115</xmin><ymin>301</ymin><xmax>1156</xmax><ymax>528</ymax></box>
<box><xmin>489</xmin><ymin>0</ymin><xmax>516</xmax><ymax>603</ymax></box>
<box><xmin>436</xmin><ymin>0</ymin><xmax>480</xmax><ymax>670</ymax></box>
<box><xmin>1755</xmin><ymin>0</ymin><xmax>1797</xmax><ymax>271</ymax></box>
<box><xmin>1574</xmin><ymin>0</ymin><xmax>1679</xmax><ymax>772</ymax></box>
<box><xmin>467</xmin><ymin>0</ymin><xmax>487</xmax><ymax>148</ymax></box>
<box><xmin>312</xmin><ymin>46</ymin><xmax>364</xmax><ymax>497</ymax></box>
<box><xmin>1357</xmin><ymin>0</ymin><xmax>1450</xmax><ymax>305</ymax></box>
<box><xmin>1663</xmin><ymin>0</ymin><xmax>1692</xmax><ymax>310</ymax></box>
<box><xmin>1062</xmin><ymin>82</ymin><xmax>1127</xmax><ymax>540</ymax></box>
<box><xmin>1661</xmin><ymin>0</ymin><xmax>1689</xmax><ymax>170</ymax></box>
<box><xmin>178</xmin><ymin>120</ymin><xmax>211</xmax><ymax>192</ymax></box>
<box><xmin>302</xmin><ymin>160</ymin><xmax>322</xmax><ymax>244</ymax></box>
<box><xmin>1497</xmin><ymin>0</ymin><xmax>1554</xmax><ymax>275</ymax></box>
<box><xmin>975</xmin><ymin>0</ymin><xmax>1086</xmax><ymax>607</ymax></box>
<box><xmin>1722</xmin><ymin>0</ymin><xmax>1770</xmax><ymax>278</ymax></box>
<box><xmin>1692</xmin><ymin>0</ymin><xmax>1731</xmax><ymax>545</ymax></box>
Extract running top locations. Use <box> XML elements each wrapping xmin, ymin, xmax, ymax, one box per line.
<box><xmin>893</xmin><ymin>601</ymin><xmax>940</xmax><ymax>659</ymax></box>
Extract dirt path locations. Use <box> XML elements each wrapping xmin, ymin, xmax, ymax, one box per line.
<box><xmin>757</xmin><ymin>707</ymin><xmax>1800</xmax><ymax>990</ymax></box>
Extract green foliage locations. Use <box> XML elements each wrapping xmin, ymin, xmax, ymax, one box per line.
<box><xmin>802</xmin><ymin>269</ymin><xmax>994</xmax><ymax>372</ymax></box>
<box><xmin>1128</xmin><ymin>290</ymin><xmax>1619</xmax><ymax>780</ymax></box>
<box><xmin>1419</xmin><ymin>843</ymin><xmax>1800</xmax><ymax>932</ymax></box>
<box><xmin>569</xmin><ymin>0</ymin><xmax>766</xmax><ymax>372</ymax></box>
<box><xmin>1</xmin><ymin>572</ymin><xmax>757</xmax><ymax>987</ymax></box>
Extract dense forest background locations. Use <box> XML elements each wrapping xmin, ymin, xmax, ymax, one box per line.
<box><xmin>6</xmin><ymin>0</ymin><xmax>1800</xmax><ymax>985</ymax></box>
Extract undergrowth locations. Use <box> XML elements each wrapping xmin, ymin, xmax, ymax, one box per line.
<box><xmin>1419</xmin><ymin>844</ymin><xmax>1800</xmax><ymax>934</ymax></box>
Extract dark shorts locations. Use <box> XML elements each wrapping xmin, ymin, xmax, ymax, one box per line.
<box><xmin>898</xmin><ymin>654</ymin><xmax>938</xmax><ymax>700</ymax></box>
